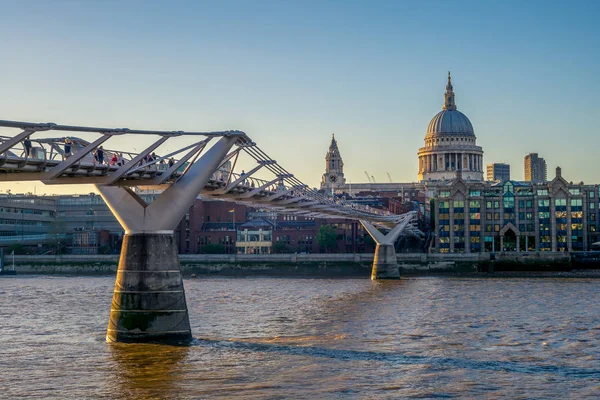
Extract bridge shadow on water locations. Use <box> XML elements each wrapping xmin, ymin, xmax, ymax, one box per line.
<box><xmin>193</xmin><ymin>337</ymin><xmax>600</xmax><ymax>379</ymax></box>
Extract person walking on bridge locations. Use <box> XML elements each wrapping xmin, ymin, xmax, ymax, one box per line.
<box><xmin>64</xmin><ymin>138</ymin><xmax>72</xmax><ymax>158</ymax></box>
<box><xmin>96</xmin><ymin>146</ymin><xmax>105</xmax><ymax>165</ymax></box>
<box><xmin>23</xmin><ymin>139</ymin><xmax>32</xmax><ymax>157</ymax></box>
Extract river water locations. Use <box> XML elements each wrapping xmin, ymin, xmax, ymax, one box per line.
<box><xmin>0</xmin><ymin>275</ymin><xmax>598</xmax><ymax>399</ymax></box>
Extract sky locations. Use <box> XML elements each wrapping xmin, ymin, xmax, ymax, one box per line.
<box><xmin>0</xmin><ymin>0</ymin><xmax>599</xmax><ymax>194</ymax></box>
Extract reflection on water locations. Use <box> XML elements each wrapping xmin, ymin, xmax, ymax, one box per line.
<box><xmin>108</xmin><ymin>343</ymin><xmax>190</xmax><ymax>399</ymax></box>
<box><xmin>0</xmin><ymin>275</ymin><xmax>599</xmax><ymax>398</ymax></box>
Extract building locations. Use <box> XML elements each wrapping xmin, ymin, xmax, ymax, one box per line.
<box><xmin>486</xmin><ymin>163</ymin><xmax>510</xmax><ymax>181</ymax></box>
<box><xmin>524</xmin><ymin>153</ymin><xmax>547</xmax><ymax>182</ymax></box>
<box><xmin>431</xmin><ymin>167</ymin><xmax>599</xmax><ymax>253</ymax></box>
<box><xmin>0</xmin><ymin>194</ymin><xmax>57</xmax><ymax>245</ymax></box>
<box><xmin>320</xmin><ymin>134</ymin><xmax>346</xmax><ymax>191</ymax></box>
<box><xmin>418</xmin><ymin>72</ymin><xmax>484</xmax><ymax>182</ymax></box>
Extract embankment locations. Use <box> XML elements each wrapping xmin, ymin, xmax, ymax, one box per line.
<box><xmin>6</xmin><ymin>252</ymin><xmax>598</xmax><ymax>276</ymax></box>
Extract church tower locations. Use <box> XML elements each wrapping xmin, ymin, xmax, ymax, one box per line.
<box><xmin>321</xmin><ymin>134</ymin><xmax>346</xmax><ymax>190</ymax></box>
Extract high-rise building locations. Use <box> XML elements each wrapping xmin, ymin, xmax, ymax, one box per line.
<box><xmin>486</xmin><ymin>163</ymin><xmax>510</xmax><ymax>181</ymax></box>
<box><xmin>524</xmin><ymin>153</ymin><xmax>547</xmax><ymax>182</ymax></box>
<box><xmin>320</xmin><ymin>133</ymin><xmax>346</xmax><ymax>190</ymax></box>
<box><xmin>418</xmin><ymin>72</ymin><xmax>484</xmax><ymax>182</ymax></box>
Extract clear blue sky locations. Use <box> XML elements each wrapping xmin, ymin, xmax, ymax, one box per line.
<box><xmin>1</xmin><ymin>0</ymin><xmax>598</xmax><ymax>194</ymax></box>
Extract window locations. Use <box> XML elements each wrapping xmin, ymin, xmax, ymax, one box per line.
<box><xmin>571</xmin><ymin>199</ymin><xmax>583</xmax><ymax>207</ymax></box>
<box><xmin>537</xmin><ymin>189</ymin><xmax>548</xmax><ymax>195</ymax></box>
<box><xmin>526</xmin><ymin>200</ymin><xmax>533</xmax><ymax>208</ymax></box>
<box><xmin>555</xmin><ymin>198</ymin><xmax>566</xmax><ymax>206</ymax></box>
<box><xmin>453</xmin><ymin>200</ymin><xmax>465</xmax><ymax>208</ymax></box>
<box><xmin>591</xmin><ymin>203</ymin><xmax>595</xmax><ymax>209</ymax></box>
<box><xmin>470</xmin><ymin>190</ymin><xmax>481</xmax><ymax>197</ymax></box>
<box><xmin>469</xmin><ymin>200</ymin><xmax>480</xmax><ymax>208</ymax></box>
<box><xmin>569</xmin><ymin>188</ymin><xmax>581</xmax><ymax>195</ymax></box>
<box><xmin>539</xmin><ymin>199</ymin><xmax>550</xmax><ymax>207</ymax></box>
<box><xmin>439</xmin><ymin>191</ymin><xmax>451</xmax><ymax>197</ymax></box>
<box><xmin>590</xmin><ymin>192</ymin><xmax>595</xmax><ymax>199</ymax></box>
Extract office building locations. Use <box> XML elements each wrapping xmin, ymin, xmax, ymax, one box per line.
<box><xmin>524</xmin><ymin>153</ymin><xmax>547</xmax><ymax>182</ymax></box>
<box><xmin>486</xmin><ymin>163</ymin><xmax>510</xmax><ymax>181</ymax></box>
<box><xmin>431</xmin><ymin>167</ymin><xmax>599</xmax><ymax>253</ymax></box>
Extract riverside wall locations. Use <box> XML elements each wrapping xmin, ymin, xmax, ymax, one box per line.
<box><xmin>6</xmin><ymin>251</ymin><xmax>592</xmax><ymax>275</ymax></box>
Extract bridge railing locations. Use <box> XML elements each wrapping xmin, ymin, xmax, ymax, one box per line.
<box><xmin>0</xmin><ymin>119</ymin><xmax>423</xmax><ymax>232</ymax></box>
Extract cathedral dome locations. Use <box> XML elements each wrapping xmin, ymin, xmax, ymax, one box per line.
<box><xmin>427</xmin><ymin>109</ymin><xmax>474</xmax><ymax>136</ymax></box>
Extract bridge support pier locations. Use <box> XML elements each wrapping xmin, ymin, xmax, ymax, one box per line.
<box><xmin>96</xmin><ymin>134</ymin><xmax>239</xmax><ymax>343</ymax></box>
<box><xmin>360</xmin><ymin>214</ymin><xmax>415</xmax><ymax>280</ymax></box>
<box><xmin>107</xmin><ymin>232</ymin><xmax>191</xmax><ymax>343</ymax></box>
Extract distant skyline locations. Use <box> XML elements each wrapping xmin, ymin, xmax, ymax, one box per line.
<box><xmin>1</xmin><ymin>0</ymin><xmax>599</xmax><ymax>194</ymax></box>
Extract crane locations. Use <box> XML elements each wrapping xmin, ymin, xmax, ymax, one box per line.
<box><xmin>386</xmin><ymin>172</ymin><xmax>393</xmax><ymax>183</ymax></box>
<box><xmin>371</xmin><ymin>175</ymin><xmax>376</xmax><ymax>183</ymax></box>
<box><xmin>364</xmin><ymin>171</ymin><xmax>373</xmax><ymax>183</ymax></box>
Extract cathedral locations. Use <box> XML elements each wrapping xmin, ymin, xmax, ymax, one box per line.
<box><xmin>319</xmin><ymin>73</ymin><xmax>484</xmax><ymax>192</ymax></box>
<box><xmin>417</xmin><ymin>72</ymin><xmax>484</xmax><ymax>182</ymax></box>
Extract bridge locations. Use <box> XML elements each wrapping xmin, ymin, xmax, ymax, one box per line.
<box><xmin>0</xmin><ymin>119</ymin><xmax>423</xmax><ymax>343</ymax></box>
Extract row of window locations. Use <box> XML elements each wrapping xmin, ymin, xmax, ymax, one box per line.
<box><xmin>440</xmin><ymin>187</ymin><xmax>600</xmax><ymax>199</ymax></box>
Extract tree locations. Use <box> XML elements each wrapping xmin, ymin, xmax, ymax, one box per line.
<box><xmin>272</xmin><ymin>242</ymin><xmax>293</xmax><ymax>254</ymax></box>
<box><xmin>316</xmin><ymin>225</ymin><xmax>338</xmax><ymax>252</ymax></box>
<box><xmin>201</xmin><ymin>243</ymin><xmax>226</xmax><ymax>254</ymax></box>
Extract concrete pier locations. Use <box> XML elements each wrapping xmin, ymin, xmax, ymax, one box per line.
<box><xmin>107</xmin><ymin>233</ymin><xmax>192</xmax><ymax>343</ymax></box>
<box><xmin>361</xmin><ymin>213</ymin><xmax>416</xmax><ymax>280</ymax></box>
<box><xmin>371</xmin><ymin>243</ymin><xmax>401</xmax><ymax>279</ymax></box>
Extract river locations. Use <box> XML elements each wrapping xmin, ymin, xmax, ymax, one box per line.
<box><xmin>0</xmin><ymin>275</ymin><xmax>598</xmax><ymax>399</ymax></box>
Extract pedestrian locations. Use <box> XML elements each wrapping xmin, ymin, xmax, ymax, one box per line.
<box><xmin>168</xmin><ymin>157</ymin><xmax>174</xmax><ymax>168</ymax></box>
<box><xmin>23</xmin><ymin>138</ymin><xmax>32</xmax><ymax>157</ymax></box>
<box><xmin>110</xmin><ymin>153</ymin><xmax>118</xmax><ymax>166</ymax></box>
<box><xmin>64</xmin><ymin>138</ymin><xmax>72</xmax><ymax>158</ymax></box>
<box><xmin>96</xmin><ymin>146</ymin><xmax>104</xmax><ymax>165</ymax></box>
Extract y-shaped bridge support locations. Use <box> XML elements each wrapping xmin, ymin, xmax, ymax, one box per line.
<box><xmin>96</xmin><ymin>135</ymin><xmax>239</xmax><ymax>343</ymax></box>
<box><xmin>360</xmin><ymin>213</ymin><xmax>416</xmax><ymax>280</ymax></box>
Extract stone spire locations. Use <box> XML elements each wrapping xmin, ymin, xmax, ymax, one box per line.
<box><xmin>326</xmin><ymin>133</ymin><xmax>341</xmax><ymax>159</ymax></box>
<box><xmin>321</xmin><ymin>133</ymin><xmax>346</xmax><ymax>189</ymax></box>
<box><xmin>443</xmin><ymin>71</ymin><xmax>457</xmax><ymax>111</ymax></box>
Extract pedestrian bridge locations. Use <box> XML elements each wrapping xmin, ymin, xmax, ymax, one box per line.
<box><xmin>0</xmin><ymin>119</ymin><xmax>423</xmax><ymax>343</ymax></box>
